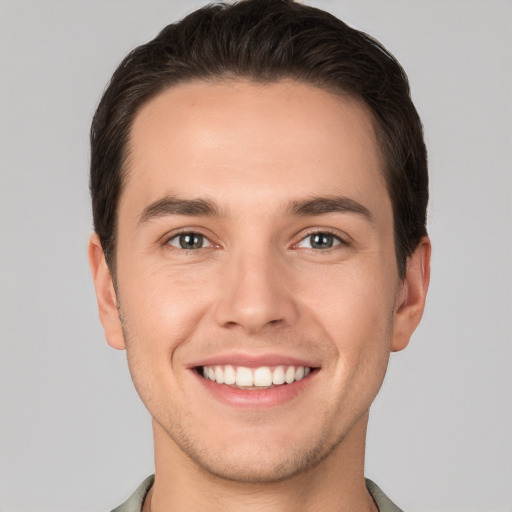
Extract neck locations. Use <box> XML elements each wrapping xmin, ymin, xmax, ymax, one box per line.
<box><xmin>149</xmin><ymin>414</ymin><xmax>377</xmax><ymax>512</ymax></box>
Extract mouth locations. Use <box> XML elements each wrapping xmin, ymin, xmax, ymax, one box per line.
<box><xmin>195</xmin><ymin>364</ymin><xmax>315</xmax><ymax>390</ymax></box>
<box><xmin>189</xmin><ymin>353</ymin><xmax>320</xmax><ymax>408</ymax></box>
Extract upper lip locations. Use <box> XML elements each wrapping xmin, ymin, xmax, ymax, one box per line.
<box><xmin>187</xmin><ymin>352</ymin><xmax>321</xmax><ymax>369</ymax></box>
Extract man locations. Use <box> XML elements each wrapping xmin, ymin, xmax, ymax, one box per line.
<box><xmin>88</xmin><ymin>0</ymin><xmax>430</xmax><ymax>510</ymax></box>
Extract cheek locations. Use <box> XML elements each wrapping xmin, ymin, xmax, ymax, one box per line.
<box><xmin>328</xmin><ymin>278</ymin><xmax>394</xmax><ymax>413</ymax></box>
<box><xmin>298</xmin><ymin>263</ymin><xmax>397</xmax><ymax>402</ymax></box>
<box><xmin>119</xmin><ymin>264</ymin><xmax>211</xmax><ymax>340</ymax></box>
<box><xmin>304</xmin><ymin>264</ymin><xmax>395</xmax><ymax>342</ymax></box>
<box><xmin>117</xmin><ymin>269</ymin><xmax>214</xmax><ymax>403</ymax></box>
<box><xmin>119</xmin><ymin>272</ymin><xmax>204</xmax><ymax>412</ymax></box>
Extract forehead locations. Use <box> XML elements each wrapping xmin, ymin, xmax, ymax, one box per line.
<box><xmin>122</xmin><ymin>79</ymin><xmax>388</xmax><ymax>218</ymax></box>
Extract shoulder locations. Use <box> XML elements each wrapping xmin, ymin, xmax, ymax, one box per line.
<box><xmin>365</xmin><ymin>479</ymin><xmax>404</xmax><ymax>512</ymax></box>
<box><xmin>110</xmin><ymin>475</ymin><xmax>155</xmax><ymax>512</ymax></box>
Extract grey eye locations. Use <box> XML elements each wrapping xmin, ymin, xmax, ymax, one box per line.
<box><xmin>298</xmin><ymin>232</ymin><xmax>341</xmax><ymax>249</ymax></box>
<box><xmin>168</xmin><ymin>232</ymin><xmax>211</xmax><ymax>250</ymax></box>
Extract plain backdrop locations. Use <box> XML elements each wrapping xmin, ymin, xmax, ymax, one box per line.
<box><xmin>1</xmin><ymin>1</ymin><xmax>511</xmax><ymax>511</ymax></box>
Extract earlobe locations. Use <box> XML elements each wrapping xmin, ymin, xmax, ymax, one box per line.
<box><xmin>391</xmin><ymin>236</ymin><xmax>431</xmax><ymax>352</ymax></box>
<box><xmin>88</xmin><ymin>233</ymin><xmax>126</xmax><ymax>350</ymax></box>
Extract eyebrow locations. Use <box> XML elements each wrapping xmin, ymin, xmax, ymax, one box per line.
<box><xmin>138</xmin><ymin>194</ymin><xmax>373</xmax><ymax>224</ymax></box>
<box><xmin>138</xmin><ymin>196</ymin><xmax>221</xmax><ymax>224</ymax></box>
<box><xmin>288</xmin><ymin>196</ymin><xmax>373</xmax><ymax>222</ymax></box>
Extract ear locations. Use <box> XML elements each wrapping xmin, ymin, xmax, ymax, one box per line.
<box><xmin>88</xmin><ymin>233</ymin><xmax>126</xmax><ymax>350</ymax></box>
<box><xmin>391</xmin><ymin>236</ymin><xmax>431</xmax><ymax>352</ymax></box>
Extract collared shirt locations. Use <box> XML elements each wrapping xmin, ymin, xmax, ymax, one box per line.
<box><xmin>111</xmin><ymin>475</ymin><xmax>404</xmax><ymax>512</ymax></box>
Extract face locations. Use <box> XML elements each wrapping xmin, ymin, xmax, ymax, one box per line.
<box><xmin>90</xmin><ymin>79</ymin><xmax>429</xmax><ymax>483</ymax></box>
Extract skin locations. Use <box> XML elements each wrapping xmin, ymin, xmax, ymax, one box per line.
<box><xmin>89</xmin><ymin>79</ymin><xmax>430</xmax><ymax>512</ymax></box>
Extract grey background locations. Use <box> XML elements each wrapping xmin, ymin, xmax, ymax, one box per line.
<box><xmin>1</xmin><ymin>1</ymin><xmax>511</xmax><ymax>511</ymax></box>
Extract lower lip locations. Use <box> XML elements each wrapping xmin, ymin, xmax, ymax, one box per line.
<box><xmin>193</xmin><ymin>370</ymin><xmax>316</xmax><ymax>409</ymax></box>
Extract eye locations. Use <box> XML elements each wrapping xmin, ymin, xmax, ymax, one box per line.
<box><xmin>297</xmin><ymin>232</ymin><xmax>342</xmax><ymax>250</ymax></box>
<box><xmin>167</xmin><ymin>232</ymin><xmax>212</xmax><ymax>250</ymax></box>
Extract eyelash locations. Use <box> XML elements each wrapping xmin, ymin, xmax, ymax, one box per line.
<box><xmin>163</xmin><ymin>229</ymin><xmax>348</xmax><ymax>253</ymax></box>
<box><xmin>293</xmin><ymin>230</ymin><xmax>348</xmax><ymax>252</ymax></box>
<box><xmin>165</xmin><ymin>229</ymin><xmax>214</xmax><ymax>253</ymax></box>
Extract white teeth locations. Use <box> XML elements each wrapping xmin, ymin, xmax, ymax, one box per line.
<box><xmin>201</xmin><ymin>364</ymin><xmax>312</xmax><ymax>387</ymax></box>
<box><xmin>236</xmin><ymin>367</ymin><xmax>254</xmax><ymax>387</ymax></box>
<box><xmin>285</xmin><ymin>366</ymin><xmax>296</xmax><ymax>384</ymax></box>
<box><xmin>254</xmin><ymin>367</ymin><xmax>273</xmax><ymax>387</ymax></box>
<box><xmin>214</xmin><ymin>366</ymin><xmax>224</xmax><ymax>384</ymax></box>
<box><xmin>223</xmin><ymin>365</ymin><xmax>236</xmax><ymax>385</ymax></box>
<box><xmin>272</xmin><ymin>366</ymin><xmax>286</xmax><ymax>385</ymax></box>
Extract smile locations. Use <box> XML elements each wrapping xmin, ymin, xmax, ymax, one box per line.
<box><xmin>199</xmin><ymin>365</ymin><xmax>312</xmax><ymax>389</ymax></box>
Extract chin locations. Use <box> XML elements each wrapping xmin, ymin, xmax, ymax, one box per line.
<box><xmin>190</xmin><ymin>449</ymin><xmax>326</xmax><ymax>484</ymax></box>
<box><xmin>166</xmin><ymin>421</ymin><xmax>341</xmax><ymax>484</ymax></box>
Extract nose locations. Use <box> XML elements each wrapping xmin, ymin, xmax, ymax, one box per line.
<box><xmin>213</xmin><ymin>247</ymin><xmax>298</xmax><ymax>334</ymax></box>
